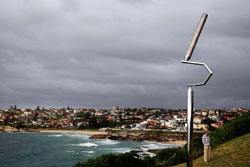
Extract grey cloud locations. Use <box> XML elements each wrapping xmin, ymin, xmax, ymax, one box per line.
<box><xmin>0</xmin><ymin>0</ymin><xmax>250</xmax><ymax>109</ymax></box>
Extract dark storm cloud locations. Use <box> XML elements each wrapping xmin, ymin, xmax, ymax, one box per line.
<box><xmin>0</xmin><ymin>0</ymin><xmax>250</xmax><ymax>109</ymax></box>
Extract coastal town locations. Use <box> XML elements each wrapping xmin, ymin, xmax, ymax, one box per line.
<box><xmin>0</xmin><ymin>105</ymin><xmax>248</xmax><ymax>132</ymax></box>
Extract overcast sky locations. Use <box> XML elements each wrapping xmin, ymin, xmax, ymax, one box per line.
<box><xmin>0</xmin><ymin>0</ymin><xmax>250</xmax><ymax>109</ymax></box>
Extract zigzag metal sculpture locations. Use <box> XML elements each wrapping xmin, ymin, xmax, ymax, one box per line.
<box><xmin>181</xmin><ymin>13</ymin><xmax>213</xmax><ymax>167</ymax></box>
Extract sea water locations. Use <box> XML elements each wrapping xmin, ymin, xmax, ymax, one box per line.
<box><xmin>0</xmin><ymin>132</ymin><xmax>180</xmax><ymax>167</ymax></box>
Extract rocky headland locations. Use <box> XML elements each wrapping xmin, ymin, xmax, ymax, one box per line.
<box><xmin>90</xmin><ymin>130</ymin><xmax>188</xmax><ymax>145</ymax></box>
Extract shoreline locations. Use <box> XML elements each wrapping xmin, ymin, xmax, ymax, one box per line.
<box><xmin>0</xmin><ymin>128</ymin><xmax>107</xmax><ymax>135</ymax></box>
<box><xmin>1</xmin><ymin>128</ymin><xmax>185</xmax><ymax>146</ymax></box>
<box><xmin>160</xmin><ymin>140</ymin><xmax>186</xmax><ymax>146</ymax></box>
<box><xmin>38</xmin><ymin>129</ymin><xmax>107</xmax><ymax>135</ymax></box>
<box><xmin>36</xmin><ymin>130</ymin><xmax>186</xmax><ymax>146</ymax></box>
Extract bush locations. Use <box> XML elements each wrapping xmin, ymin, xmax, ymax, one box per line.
<box><xmin>211</xmin><ymin>112</ymin><xmax>250</xmax><ymax>145</ymax></box>
<box><xmin>154</xmin><ymin>148</ymin><xmax>186</xmax><ymax>167</ymax></box>
<box><xmin>183</xmin><ymin>136</ymin><xmax>203</xmax><ymax>159</ymax></box>
<box><xmin>73</xmin><ymin>148</ymin><xmax>187</xmax><ymax>167</ymax></box>
<box><xmin>73</xmin><ymin>151</ymin><xmax>152</xmax><ymax>167</ymax></box>
<box><xmin>192</xmin><ymin>137</ymin><xmax>203</xmax><ymax>158</ymax></box>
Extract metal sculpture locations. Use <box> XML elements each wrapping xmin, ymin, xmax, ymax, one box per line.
<box><xmin>182</xmin><ymin>13</ymin><xmax>213</xmax><ymax>167</ymax></box>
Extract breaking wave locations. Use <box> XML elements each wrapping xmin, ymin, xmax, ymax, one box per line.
<box><xmin>70</xmin><ymin>142</ymin><xmax>98</xmax><ymax>147</ymax></box>
<box><xmin>48</xmin><ymin>134</ymin><xmax>63</xmax><ymax>137</ymax></box>
<box><xmin>63</xmin><ymin>133</ymin><xmax>90</xmax><ymax>139</ymax></box>
<box><xmin>81</xmin><ymin>151</ymin><xmax>95</xmax><ymax>154</ymax></box>
<box><xmin>101</xmin><ymin>147</ymin><xmax>132</xmax><ymax>153</ymax></box>
<box><xmin>96</xmin><ymin>139</ymin><xmax>119</xmax><ymax>145</ymax></box>
<box><xmin>140</xmin><ymin>141</ymin><xmax>175</xmax><ymax>150</ymax></box>
<box><xmin>66</xmin><ymin>151</ymin><xmax>75</xmax><ymax>153</ymax></box>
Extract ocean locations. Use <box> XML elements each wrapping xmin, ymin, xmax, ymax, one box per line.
<box><xmin>0</xmin><ymin>132</ymin><xmax>180</xmax><ymax>167</ymax></box>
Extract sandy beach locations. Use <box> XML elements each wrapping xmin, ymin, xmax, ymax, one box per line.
<box><xmin>38</xmin><ymin>129</ymin><xmax>107</xmax><ymax>135</ymax></box>
<box><xmin>163</xmin><ymin>140</ymin><xmax>186</xmax><ymax>146</ymax></box>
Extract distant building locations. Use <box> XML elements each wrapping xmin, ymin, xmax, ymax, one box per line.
<box><xmin>193</xmin><ymin>117</ymin><xmax>202</xmax><ymax>124</ymax></box>
<box><xmin>112</xmin><ymin>105</ymin><xmax>119</xmax><ymax>111</ymax></box>
<box><xmin>208</xmin><ymin>115</ymin><xmax>220</xmax><ymax>121</ymax></box>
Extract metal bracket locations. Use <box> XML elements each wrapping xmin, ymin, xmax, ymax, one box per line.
<box><xmin>181</xmin><ymin>60</ymin><xmax>213</xmax><ymax>87</ymax></box>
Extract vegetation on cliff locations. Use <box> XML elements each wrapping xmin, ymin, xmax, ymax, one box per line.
<box><xmin>73</xmin><ymin>151</ymin><xmax>154</xmax><ymax>167</ymax></box>
<box><xmin>73</xmin><ymin>149</ymin><xmax>186</xmax><ymax>167</ymax></box>
<box><xmin>184</xmin><ymin>112</ymin><xmax>250</xmax><ymax>159</ymax></box>
<box><xmin>210</xmin><ymin>112</ymin><xmax>250</xmax><ymax>145</ymax></box>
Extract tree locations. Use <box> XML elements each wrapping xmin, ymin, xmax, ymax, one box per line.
<box><xmin>36</xmin><ymin>105</ymin><xmax>40</xmax><ymax>111</ymax></box>
<box><xmin>89</xmin><ymin>117</ymin><xmax>98</xmax><ymax>129</ymax></box>
<box><xmin>155</xmin><ymin>148</ymin><xmax>186</xmax><ymax>166</ymax></box>
<box><xmin>203</xmin><ymin>117</ymin><xmax>216</xmax><ymax>131</ymax></box>
<box><xmin>203</xmin><ymin>117</ymin><xmax>215</xmax><ymax>125</ymax></box>
<box><xmin>99</xmin><ymin>119</ymin><xmax>110</xmax><ymax>127</ymax></box>
<box><xmin>14</xmin><ymin>121</ymin><xmax>25</xmax><ymax>129</ymax></box>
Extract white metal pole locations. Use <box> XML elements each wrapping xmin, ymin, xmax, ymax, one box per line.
<box><xmin>187</xmin><ymin>86</ymin><xmax>194</xmax><ymax>167</ymax></box>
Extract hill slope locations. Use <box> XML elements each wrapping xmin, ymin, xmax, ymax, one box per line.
<box><xmin>175</xmin><ymin>133</ymin><xmax>250</xmax><ymax>167</ymax></box>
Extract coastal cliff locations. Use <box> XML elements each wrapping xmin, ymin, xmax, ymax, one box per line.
<box><xmin>90</xmin><ymin>130</ymin><xmax>189</xmax><ymax>143</ymax></box>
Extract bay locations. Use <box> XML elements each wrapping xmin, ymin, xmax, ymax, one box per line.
<box><xmin>0</xmin><ymin>132</ymin><xmax>180</xmax><ymax>167</ymax></box>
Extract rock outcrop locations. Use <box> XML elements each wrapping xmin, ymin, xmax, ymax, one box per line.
<box><xmin>90</xmin><ymin>131</ymin><xmax>187</xmax><ymax>142</ymax></box>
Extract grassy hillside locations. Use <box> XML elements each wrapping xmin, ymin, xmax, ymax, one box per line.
<box><xmin>174</xmin><ymin>133</ymin><xmax>250</xmax><ymax>167</ymax></box>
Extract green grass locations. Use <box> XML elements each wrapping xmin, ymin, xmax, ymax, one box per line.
<box><xmin>174</xmin><ymin>133</ymin><xmax>250</xmax><ymax>167</ymax></box>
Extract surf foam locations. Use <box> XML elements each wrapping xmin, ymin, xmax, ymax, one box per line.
<box><xmin>97</xmin><ymin>139</ymin><xmax>119</xmax><ymax>145</ymax></box>
<box><xmin>71</xmin><ymin>142</ymin><xmax>98</xmax><ymax>147</ymax></box>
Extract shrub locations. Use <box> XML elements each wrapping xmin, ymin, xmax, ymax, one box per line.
<box><xmin>192</xmin><ymin>136</ymin><xmax>203</xmax><ymax>158</ymax></box>
<box><xmin>154</xmin><ymin>148</ymin><xmax>186</xmax><ymax>167</ymax></box>
<box><xmin>211</xmin><ymin>112</ymin><xmax>250</xmax><ymax>145</ymax></box>
<box><xmin>73</xmin><ymin>151</ymin><xmax>151</xmax><ymax>167</ymax></box>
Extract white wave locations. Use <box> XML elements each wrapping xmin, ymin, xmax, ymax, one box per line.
<box><xmin>48</xmin><ymin>134</ymin><xmax>63</xmax><ymax>137</ymax></box>
<box><xmin>140</xmin><ymin>143</ymin><xmax>160</xmax><ymax>150</ymax></box>
<box><xmin>138</xmin><ymin>151</ymin><xmax>156</xmax><ymax>157</ymax></box>
<box><xmin>139</xmin><ymin>146</ymin><xmax>150</xmax><ymax>151</ymax></box>
<box><xmin>81</xmin><ymin>151</ymin><xmax>95</xmax><ymax>154</ymax></box>
<box><xmin>66</xmin><ymin>151</ymin><xmax>75</xmax><ymax>153</ymax></box>
<box><xmin>71</xmin><ymin>142</ymin><xmax>98</xmax><ymax>147</ymax></box>
<box><xmin>140</xmin><ymin>141</ymin><xmax>175</xmax><ymax>151</ymax></box>
<box><xmin>112</xmin><ymin>148</ymin><xmax>132</xmax><ymax>153</ymax></box>
<box><xmin>144</xmin><ymin>141</ymin><xmax>177</xmax><ymax>147</ymax></box>
<box><xmin>101</xmin><ymin>147</ymin><xmax>132</xmax><ymax>153</ymax></box>
<box><xmin>63</xmin><ymin>133</ymin><xmax>90</xmax><ymax>139</ymax></box>
<box><xmin>20</xmin><ymin>132</ymin><xmax>32</xmax><ymax>133</ymax></box>
<box><xmin>96</xmin><ymin>139</ymin><xmax>119</xmax><ymax>145</ymax></box>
